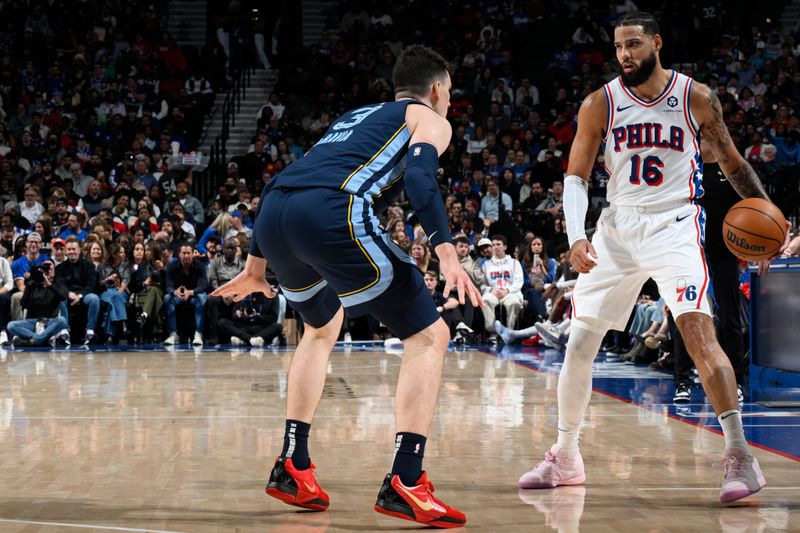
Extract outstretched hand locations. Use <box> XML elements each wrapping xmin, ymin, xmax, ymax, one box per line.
<box><xmin>434</xmin><ymin>242</ymin><xmax>484</xmax><ymax>308</ymax></box>
<box><xmin>441</xmin><ymin>261</ymin><xmax>484</xmax><ymax>307</ymax></box>
<box><xmin>211</xmin><ymin>270</ymin><xmax>276</xmax><ymax>302</ymax></box>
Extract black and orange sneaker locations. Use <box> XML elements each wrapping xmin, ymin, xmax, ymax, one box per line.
<box><xmin>265</xmin><ymin>457</ymin><xmax>329</xmax><ymax>511</ymax></box>
<box><xmin>374</xmin><ymin>472</ymin><xmax>466</xmax><ymax>528</ymax></box>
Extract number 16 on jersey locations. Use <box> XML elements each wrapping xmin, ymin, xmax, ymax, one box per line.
<box><xmin>629</xmin><ymin>155</ymin><xmax>664</xmax><ymax>186</ymax></box>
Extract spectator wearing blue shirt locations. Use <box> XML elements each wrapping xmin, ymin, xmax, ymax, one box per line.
<box><xmin>133</xmin><ymin>159</ymin><xmax>157</xmax><ymax>192</ymax></box>
<box><xmin>59</xmin><ymin>212</ymin><xmax>88</xmax><ymax>241</ymax></box>
<box><xmin>510</xmin><ymin>150</ymin><xmax>530</xmax><ymax>182</ymax></box>
<box><xmin>10</xmin><ymin>232</ymin><xmax>49</xmax><ymax>321</ymax></box>
<box><xmin>479</xmin><ymin>178</ymin><xmax>512</xmax><ymax>230</ymax></box>
<box><xmin>483</xmin><ymin>153</ymin><xmax>503</xmax><ymax>180</ymax></box>
<box><xmin>764</xmin><ymin>129</ymin><xmax>800</xmax><ymax>167</ymax></box>
<box><xmin>197</xmin><ymin>211</ymin><xmax>233</xmax><ymax>254</ymax></box>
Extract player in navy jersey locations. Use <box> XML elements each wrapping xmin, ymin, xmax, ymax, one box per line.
<box><xmin>517</xmin><ymin>12</ymin><xmax>789</xmax><ymax>504</ymax></box>
<box><xmin>213</xmin><ymin>45</ymin><xmax>481</xmax><ymax>528</ymax></box>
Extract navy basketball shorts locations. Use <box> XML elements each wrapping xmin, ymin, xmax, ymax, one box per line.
<box><xmin>254</xmin><ymin>187</ymin><xmax>440</xmax><ymax>339</ymax></box>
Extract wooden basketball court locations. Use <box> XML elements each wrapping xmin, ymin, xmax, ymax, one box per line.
<box><xmin>0</xmin><ymin>345</ymin><xmax>796</xmax><ymax>532</ymax></box>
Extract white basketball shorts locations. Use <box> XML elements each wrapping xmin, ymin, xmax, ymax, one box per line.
<box><xmin>571</xmin><ymin>201</ymin><xmax>712</xmax><ymax>331</ymax></box>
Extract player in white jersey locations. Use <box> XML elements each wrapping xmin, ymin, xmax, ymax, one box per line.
<box><xmin>518</xmin><ymin>12</ymin><xmax>789</xmax><ymax>503</ymax></box>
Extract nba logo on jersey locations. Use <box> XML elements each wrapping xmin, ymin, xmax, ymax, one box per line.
<box><xmin>413</xmin><ymin>146</ymin><xmax>421</xmax><ymax>156</ymax></box>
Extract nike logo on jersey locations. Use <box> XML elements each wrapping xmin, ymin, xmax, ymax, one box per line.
<box><xmin>676</xmin><ymin>213</ymin><xmax>693</xmax><ymax>222</ymax></box>
<box><xmin>616</xmin><ymin>104</ymin><xmax>635</xmax><ymax>112</ymax></box>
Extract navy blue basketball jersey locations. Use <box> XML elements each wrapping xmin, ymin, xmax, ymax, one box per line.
<box><xmin>269</xmin><ymin>100</ymin><xmax>425</xmax><ymax>208</ymax></box>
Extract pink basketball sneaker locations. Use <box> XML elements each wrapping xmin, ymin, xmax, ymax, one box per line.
<box><xmin>717</xmin><ymin>448</ymin><xmax>766</xmax><ymax>503</ymax></box>
<box><xmin>518</xmin><ymin>445</ymin><xmax>586</xmax><ymax>489</ymax></box>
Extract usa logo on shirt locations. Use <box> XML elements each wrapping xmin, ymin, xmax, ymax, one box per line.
<box><xmin>413</xmin><ymin>147</ymin><xmax>421</xmax><ymax>156</ymax></box>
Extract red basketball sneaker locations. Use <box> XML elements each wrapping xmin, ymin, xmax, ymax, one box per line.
<box><xmin>265</xmin><ymin>457</ymin><xmax>329</xmax><ymax>511</ymax></box>
<box><xmin>374</xmin><ymin>472</ymin><xmax>466</xmax><ymax>528</ymax></box>
<box><xmin>522</xmin><ymin>334</ymin><xmax>541</xmax><ymax>346</ymax></box>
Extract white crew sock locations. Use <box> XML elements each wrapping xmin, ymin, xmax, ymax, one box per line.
<box><xmin>718</xmin><ymin>409</ymin><xmax>749</xmax><ymax>452</ymax></box>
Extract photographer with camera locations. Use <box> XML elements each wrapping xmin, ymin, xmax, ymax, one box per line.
<box><xmin>10</xmin><ymin>232</ymin><xmax>49</xmax><ymax>321</ymax></box>
<box><xmin>217</xmin><ymin>292</ymin><xmax>281</xmax><ymax>347</ymax></box>
<box><xmin>7</xmin><ymin>259</ymin><xmax>69</xmax><ymax>347</ymax></box>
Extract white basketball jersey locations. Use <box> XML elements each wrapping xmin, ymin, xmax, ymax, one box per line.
<box><xmin>602</xmin><ymin>71</ymin><xmax>703</xmax><ymax>207</ymax></box>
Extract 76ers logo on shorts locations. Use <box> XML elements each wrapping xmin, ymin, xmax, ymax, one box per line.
<box><xmin>676</xmin><ymin>277</ymin><xmax>698</xmax><ymax>302</ymax></box>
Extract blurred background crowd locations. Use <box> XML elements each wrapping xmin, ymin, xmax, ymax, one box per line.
<box><xmin>0</xmin><ymin>0</ymin><xmax>797</xmax><ymax>350</ymax></box>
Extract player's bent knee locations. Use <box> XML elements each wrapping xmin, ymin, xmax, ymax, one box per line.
<box><xmin>406</xmin><ymin>319</ymin><xmax>449</xmax><ymax>352</ymax></box>
<box><xmin>433</xmin><ymin>319</ymin><xmax>450</xmax><ymax>348</ymax></box>
<box><xmin>304</xmin><ymin>306</ymin><xmax>344</xmax><ymax>341</ymax></box>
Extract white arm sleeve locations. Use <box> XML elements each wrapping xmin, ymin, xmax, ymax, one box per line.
<box><xmin>564</xmin><ymin>175</ymin><xmax>589</xmax><ymax>247</ymax></box>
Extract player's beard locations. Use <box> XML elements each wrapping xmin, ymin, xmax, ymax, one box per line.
<box><xmin>620</xmin><ymin>51</ymin><xmax>657</xmax><ymax>87</ymax></box>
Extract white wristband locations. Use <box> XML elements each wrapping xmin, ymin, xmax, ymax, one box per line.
<box><xmin>564</xmin><ymin>175</ymin><xmax>589</xmax><ymax>247</ymax></box>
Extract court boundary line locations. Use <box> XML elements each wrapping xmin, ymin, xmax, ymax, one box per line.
<box><xmin>0</xmin><ymin>517</ymin><xmax>186</xmax><ymax>532</ymax></box>
<box><xmin>478</xmin><ymin>348</ymin><xmax>800</xmax><ymax>463</ymax></box>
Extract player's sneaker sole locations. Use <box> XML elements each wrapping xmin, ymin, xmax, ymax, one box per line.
<box><xmin>266</xmin><ymin>483</ymin><xmax>329</xmax><ymax>510</ymax></box>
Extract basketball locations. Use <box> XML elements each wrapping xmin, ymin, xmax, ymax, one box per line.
<box><xmin>722</xmin><ymin>198</ymin><xmax>787</xmax><ymax>260</ymax></box>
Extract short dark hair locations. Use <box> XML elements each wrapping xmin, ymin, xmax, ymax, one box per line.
<box><xmin>614</xmin><ymin>11</ymin><xmax>660</xmax><ymax>36</ymax></box>
<box><xmin>453</xmin><ymin>235</ymin><xmax>470</xmax><ymax>246</ymax></box>
<box><xmin>393</xmin><ymin>45</ymin><xmax>450</xmax><ymax>97</ymax></box>
<box><xmin>491</xmin><ymin>234</ymin><xmax>507</xmax><ymax>246</ymax></box>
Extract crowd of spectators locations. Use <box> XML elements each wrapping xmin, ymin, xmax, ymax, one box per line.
<box><xmin>232</xmin><ymin>0</ymin><xmax>797</xmax><ymax>342</ymax></box>
<box><xmin>1</xmin><ymin>0</ymin><xmax>800</xmax><ymax>348</ymax></box>
<box><xmin>0</xmin><ymin>0</ymin><xmax>284</xmax><ymax>347</ymax></box>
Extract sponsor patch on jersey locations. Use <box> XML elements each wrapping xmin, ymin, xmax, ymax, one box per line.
<box><xmin>413</xmin><ymin>146</ymin><xmax>421</xmax><ymax>156</ymax></box>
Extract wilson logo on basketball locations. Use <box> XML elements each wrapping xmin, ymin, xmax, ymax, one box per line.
<box><xmin>726</xmin><ymin>229</ymin><xmax>767</xmax><ymax>253</ymax></box>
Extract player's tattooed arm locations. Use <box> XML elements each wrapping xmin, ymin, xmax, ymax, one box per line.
<box><xmin>697</xmin><ymin>86</ymin><xmax>769</xmax><ymax>200</ymax></box>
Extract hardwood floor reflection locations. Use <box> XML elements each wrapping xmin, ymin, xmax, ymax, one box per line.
<box><xmin>0</xmin><ymin>347</ymin><xmax>795</xmax><ymax>532</ymax></box>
